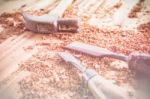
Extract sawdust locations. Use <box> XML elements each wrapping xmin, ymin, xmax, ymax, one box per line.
<box><xmin>137</xmin><ymin>21</ymin><xmax>150</xmax><ymax>33</ymax></box>
<box><xmin>19</xmin><ymin>49</ymin><xmax>94</xmax><ymax>99</ymax></box>
<box><xmin>17</xmin><ymin>6</ymin><xmax>149</xmax><ymax>97</ymax></box>
<box><xmin>0</xmin><ymin>12</ymin><xmax>25</xmax><ymax>43</ymax></box>
<box><xmin>0</xmin><ymin>0</ymin><xmax>150</xmax><ymax>99</ymax></box>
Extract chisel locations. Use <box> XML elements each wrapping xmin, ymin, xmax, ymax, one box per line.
<box><xmin>65</xmin><ymin>41</ymin><xmax>150</xmax><ymax>76</ymax></box>
<box><xmin>58</xmin><ymin>52</ymin><xmax>128</xmax><ymax>99</ymax></box>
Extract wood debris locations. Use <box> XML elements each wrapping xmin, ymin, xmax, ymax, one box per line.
<box><xmin>0</xmin><ymin>0</ymin><xmax>149</xmax><ymax>99</ymax></box>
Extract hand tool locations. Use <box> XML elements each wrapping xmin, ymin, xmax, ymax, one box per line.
<box><xmin>58</xmin><ymin>52</ymin><xmax>128</xmax><ymax>99</ymax></box>
<box><xmin>65</xmin><ymin>41</ymin><xmax>150</xmax><ymax>76</ymax></box>
<box><xmin>57</xmin><ymin>18</ymin><xmax>79</xmax><ymax>32</ymax></box>
<box><xmin>22</xmin><ymin>0</ymin><xmax>79</xmax><ymax>33</ymax></box>
<box><xmin>66</xmin><ymin>41</ymin><xmax>128</xmax><ymax>61</ymax></box>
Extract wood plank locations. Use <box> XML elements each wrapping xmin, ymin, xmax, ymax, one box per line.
<box><xmin>74</xmin><ymin>0</ymin><xmax>83</xmax><ymax>6</ymax></box>
<box><xmin>0</xmin><ymin>36</ymin><xmax>17</xmax><ymax>50</ymax></box>
<box><xmin>0</xmin><ymin>33</ymin><xmax>28</xmax><ymax>53</ymax></box>
<box><xmin>0</xmin><ymin>33</ymin><xmax>33</xmax><ymax>61</ymax></box>
<box><xmin>89</xmin><ymin>0</ymin><xmax>105</xmax><ymax>13</ymax></box>
<box><xmin>83</xmin><ymin>0</ymin><xmax>97</xmax><ymax>11</ymax></box>
<box><xmin>113</xmin><ymin>0</ymin><xmax>140</xmax><ymax>26</ymax></box>
<box><xmin>22</xmin><ymin>0</ymin><xmax>57</xmax><ymax>11</ymax></box>
<box><xmin>0</xmin><ymin>44</ymin><xmax>37</xmax><ymax>82</ymax></box>
<box><xmin>0</xmin><ymin>31</ymin><xmax>37</xmax><ymax>82</ymax></box>
<box><xmin>78</xmin><ymin>0</ymin><xmax>88</xmax><ymax>9</ymax></box>
<box><xmin>0</xmin><ymin>71</ymin><xmax>31</xmax><ymax>99</ymax></box>
<box><xmin>0</xmin><ymin>0</ymin><xmax>36</xmax><ymax>14</ymax></box>
<box><xmin>48</xmin><ymin>0</ymin><xmax>74</xmax><ymax>17</ymax></box>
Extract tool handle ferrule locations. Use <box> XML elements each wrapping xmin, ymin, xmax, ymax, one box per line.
<box><xmin>82</xmin><ymin>69</ymin><xmax>97</xmax><ymax>82</ymax></box>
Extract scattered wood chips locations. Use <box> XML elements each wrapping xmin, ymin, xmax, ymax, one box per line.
<box><xmin>0</xmin><ymin>0</ymin><xmax>150</xmax><ymax>99</ymax></box>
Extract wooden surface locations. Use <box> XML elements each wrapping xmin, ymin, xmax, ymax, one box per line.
<box><xmin>0</xmin><ymin>0</ymin><xmax>149</xmax><ymax>99</ymax></box>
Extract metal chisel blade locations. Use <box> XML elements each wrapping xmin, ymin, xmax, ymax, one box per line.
<box><xmin>58</xmin><ymin>52</ymin><xmax>86</xmax><ymax>72</ymax></box>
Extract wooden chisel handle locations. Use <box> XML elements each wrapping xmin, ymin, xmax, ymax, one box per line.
<box><xmin>128</xmin><ymin>53</ymin><xmax>150</xmax><ymax>76</ymax></box>
<box><xmin>88</xmin><ymin>78</ymin><xmax>107</xmax><ymax>99</ymax></box>
<box><xmin>88</xmin><ymin>75</ymin><xmax>128</xmax><ymax>99</ymax></box>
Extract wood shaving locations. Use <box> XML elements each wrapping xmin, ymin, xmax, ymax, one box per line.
<box><xmin>0</xmin><ymin>0</ymin><xmax>150</xmax><ymax>98</ymax></box>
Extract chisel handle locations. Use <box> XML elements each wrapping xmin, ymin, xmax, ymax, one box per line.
<box><xmin>128</xmin><ymin>53</ymin><xmax>150</xmax><ymax>76</ymax></box>
<box><xmin>88</xmin><ymin>75</ymin><xmax>128</xmax><ymax>99</ymax></box>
